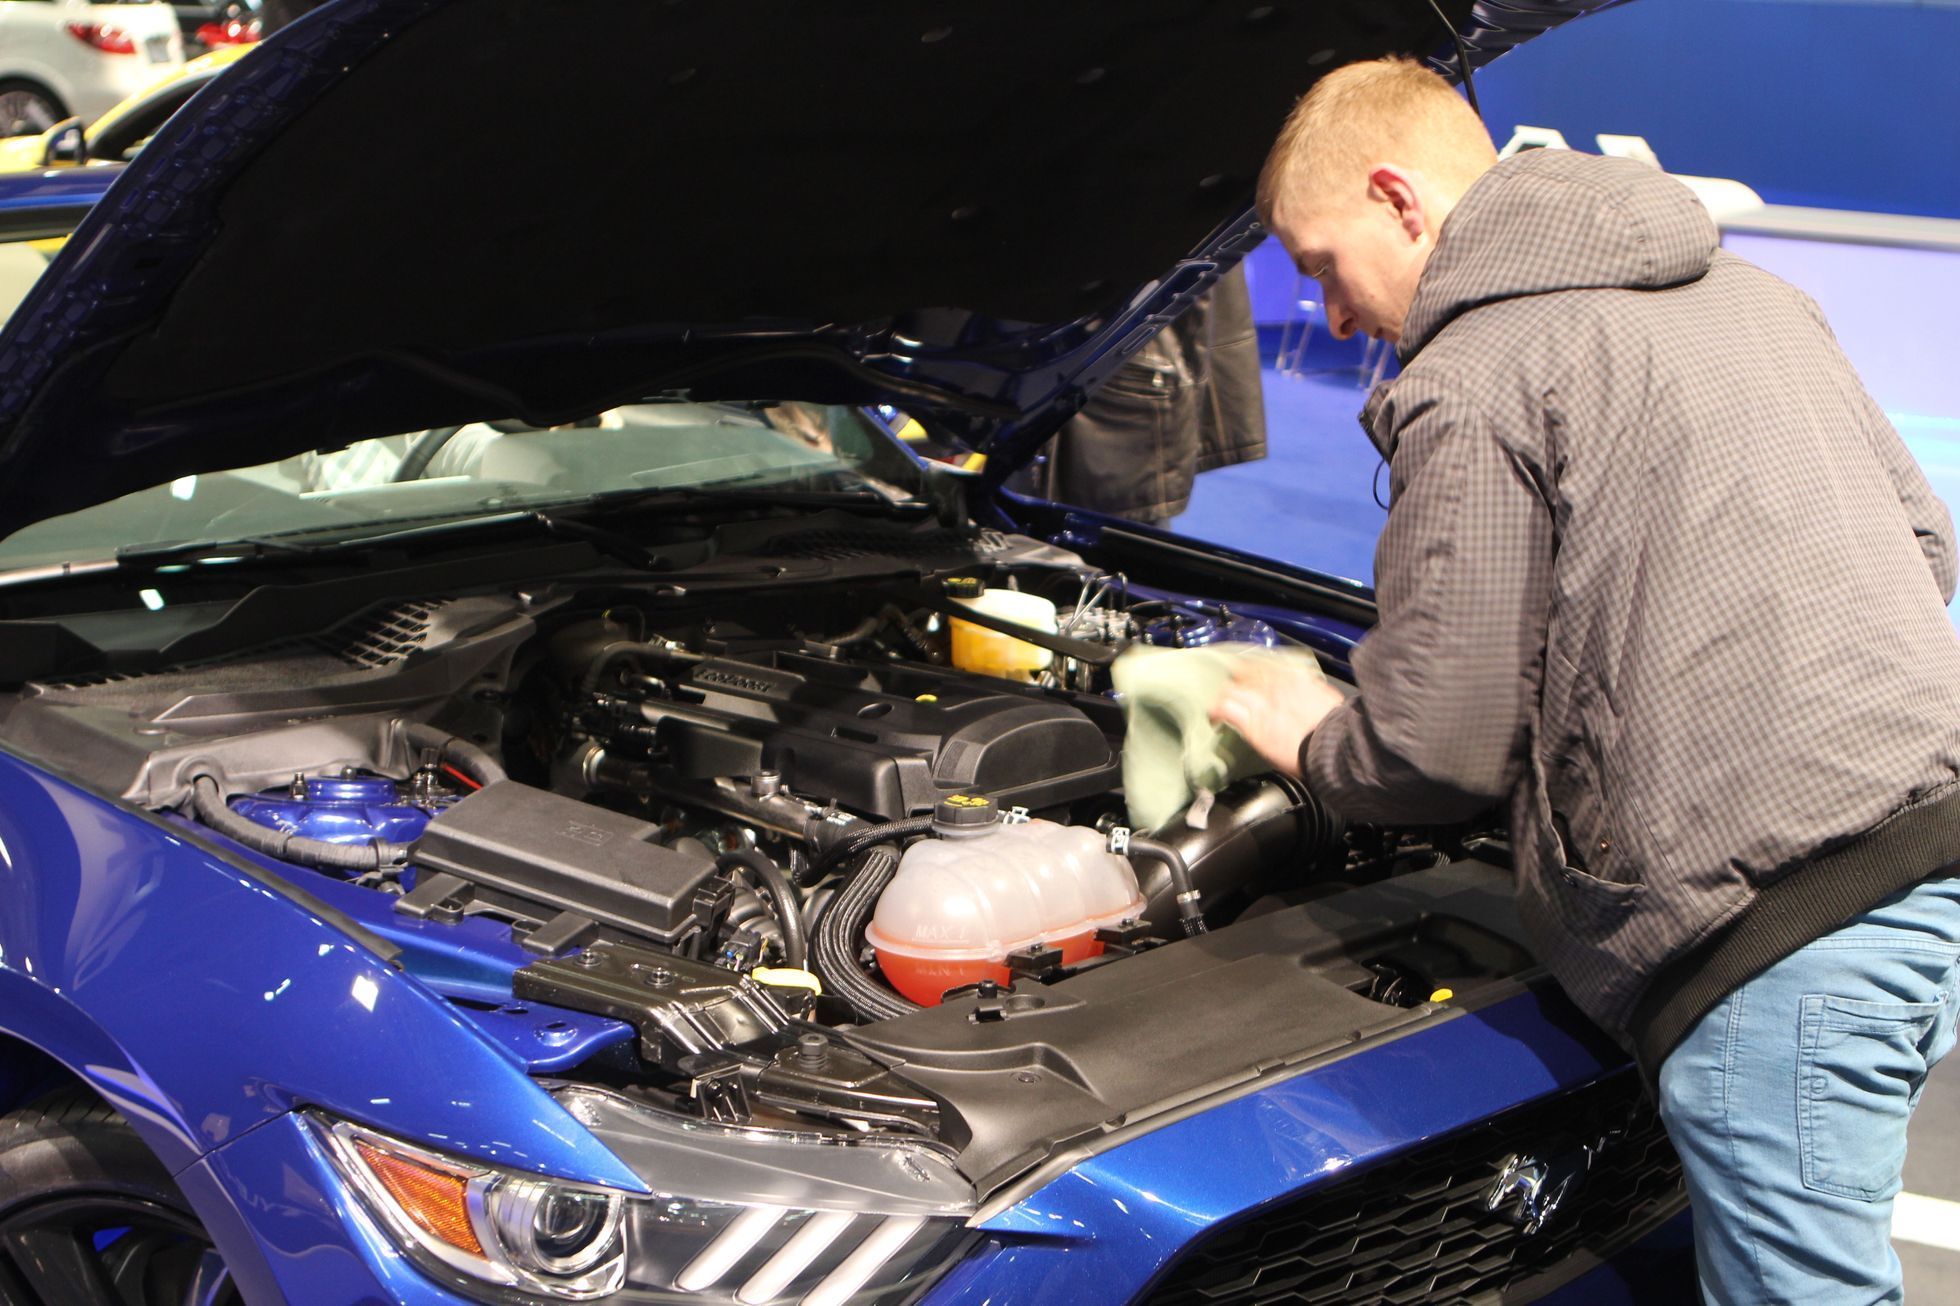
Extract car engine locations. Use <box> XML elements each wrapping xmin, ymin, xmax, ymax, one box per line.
<box><xmin>0</xmin><ymin>526</ymin><xmax>1509</xmax><ymax>1146</ymax></box>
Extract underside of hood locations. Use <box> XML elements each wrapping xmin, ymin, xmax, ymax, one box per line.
<box><xmin>0</xmin><ymin>0</ymin><xmax>1621</xmax><ymax>539</ymax></box>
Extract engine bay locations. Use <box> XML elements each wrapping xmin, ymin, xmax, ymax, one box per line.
<box><xmin>0</xmin><ymin>521</ymin><xmax>1534</xmax><ymax>1189</ymax></box>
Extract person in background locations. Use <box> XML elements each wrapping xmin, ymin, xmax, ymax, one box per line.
<box><xmin>1025</xmin><ymin>263</ymin><xmax>1267</xmax><ymax>526</ymax></box>
<box><xmin>1209</xmin><ymin>56</ymin><xmax>1960</xmax><ymax>1305</ymax></box>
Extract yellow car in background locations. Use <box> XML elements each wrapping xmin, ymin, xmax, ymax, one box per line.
<box><xmin>0</xmin><ymin>43</ymin><xmax>248</xmax><ymax>175</ymax></box>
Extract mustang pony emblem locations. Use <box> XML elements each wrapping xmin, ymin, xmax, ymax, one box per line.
<box><xmin>1485</xmin><ymin>1131</ymin><xmax>1622</xmax><ymax>1235</ymax></box>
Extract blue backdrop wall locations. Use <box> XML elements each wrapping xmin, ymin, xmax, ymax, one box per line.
<box><xmin>1470</xmin><ymin>0</ymin><xmax>1960</xmax><ymax>219</ymax></box>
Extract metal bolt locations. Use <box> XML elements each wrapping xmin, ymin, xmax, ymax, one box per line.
<box><xmin>573</xmin><ymin>949</ymin><xmax>605</xmax><ymax>968</ymax></box>
<box><xmin>1016</xmin><ymin>1071</ymin><xmax>1040</xmax><ymax>1084</ymax></box>
<box><xmin>643</xmin><ymin>966</ymin><xmax>675</xmax><ymax>989</ymax></box>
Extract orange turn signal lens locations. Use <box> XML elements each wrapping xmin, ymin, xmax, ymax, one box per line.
<box><xmin>353</xmin><ymin>1138</ymin><xmax>484</xmax><ymax>1257</ymax></box>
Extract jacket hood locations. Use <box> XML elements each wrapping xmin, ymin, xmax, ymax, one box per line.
<box><xmin>1399</xmin><ymin>149</ymin><xmax>1720</xmax><ymax>360</ymax></box>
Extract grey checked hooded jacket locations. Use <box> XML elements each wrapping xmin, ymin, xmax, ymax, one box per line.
<box><xmin>1302</xmin><ymin>149</ymin><xmax>1960</xmax><ymax>1059</ymax></box>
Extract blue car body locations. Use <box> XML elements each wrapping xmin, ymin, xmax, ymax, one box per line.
<box><xmin>0</xmin><ymin>2</ymin><xmax>1688</xmax><ymax>1303</ymax></box>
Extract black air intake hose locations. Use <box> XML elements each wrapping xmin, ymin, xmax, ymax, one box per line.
<box><xmin>1137</xmin><ymin>777</ymin><xmax>1343</xmax><ymax>935</ymax></box>
<box><xmin>811</xmin><ymin>847</ymin><xmax>921</xmax><ymax>1021</ymax></box>
<box><xmin>190</xmin><ymin>774</ymin><xmax>409</xmax><ymax>873</ymax></box>
<box><xmin>717</xmin><ymin>848</ymin><xmax>807</xmax><ymax>970</ymax></box>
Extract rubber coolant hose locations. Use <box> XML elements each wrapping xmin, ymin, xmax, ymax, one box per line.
<box><xmin>811</xmin><ymin>846</ymin><xmax>921</xmax><ymax>1021</ymax></box>
<box><xmin>717</xmin><ymin>848</ymin><xmax>807</xmax><ymax>971</ymax></box>
<box><xmin>798</xmin><ymin>815</ymin><xmax>935</xmax><ymax>886</ymax></box>
<box><xmin>1122</xmin><ymin>832</ymin><xmax>1207</xmax><ymax>937</ymax></box>
<box><xmin>190</xmin><ymin>774</ymin><xmax>409</xmax><ymax>873</ymax></box>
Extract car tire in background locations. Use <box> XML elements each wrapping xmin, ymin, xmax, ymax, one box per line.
<box><xmin>0</xmin><ymin>80</ymin><xmax>64</xmax><ymax>138</ymax></box>
<box><xmin>0</xmin><ymin>1090</ymin><xmax>241</xmax><ymax>1304</ymax></box>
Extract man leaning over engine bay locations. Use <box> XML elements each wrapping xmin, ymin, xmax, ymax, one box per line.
<box><xmin>1209</xmin><ymin>55</ymin><xmax>1960</xmax><ymax>1305</ymax></box>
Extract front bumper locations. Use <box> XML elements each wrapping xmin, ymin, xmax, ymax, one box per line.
<box><xmin>923</xmin><ymin>986</ymin><xmax>1689</xmax><ymax>1305</ymax></box>
<box><xmin>184</xmin><ymin>986</ymin><xmax>1689</xmax><ymax>1304</ymax></box>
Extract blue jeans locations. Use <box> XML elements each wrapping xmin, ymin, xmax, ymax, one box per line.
<box><xmin>1657</xmin><ymin>876</ymin><xmax>1960</xmax><ymax>1305</ymax></box>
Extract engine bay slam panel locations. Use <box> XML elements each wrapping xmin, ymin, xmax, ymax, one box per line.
<box><xmin>848</xmin><ymin>860</ymin><xmax>1535</xmax><ymax>1193</ymax></box>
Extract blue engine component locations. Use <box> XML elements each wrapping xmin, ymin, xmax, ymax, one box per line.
<box><xmin>229</xmin><ymin>773</ymin><xmax>438</xmax><ymax>847</ymax></box>
<box><xmin>1140</xmin><ymin>607</ymin><xmax>1280</xmax><ymax>649</ymax></box>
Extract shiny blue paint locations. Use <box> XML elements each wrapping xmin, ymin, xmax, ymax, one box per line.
<box><xmin>157</xmin><ymin>810</ymin><xmax>639</xmax><ymax>1068</ymax></box>
<box><xmin>187</xmin><ymin>1111</ymin><xmax>480</xmax><ymax>1304</ymax></box>
<box><xmin>0</xmin><ymin>165</ymin><xmax>120</xmax><ymax>218</ymax></box>
<box><xmin>0</xmin><ymin>748</ymin><xmax>646</xmax><ymax>1193</ymax></box>
<box><xmin>923</xmin><ymin>986</ymin><xmax>1633</xmax><ymax>1303</ymax></box>
<box><xmin>230</xmin><ymin>773</ymin><xmax>438</xmax><ymax>846</ymax></box>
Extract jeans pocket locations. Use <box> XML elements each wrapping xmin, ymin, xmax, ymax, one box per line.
<box><xmin>1797</xmin><ymin>993</ymin><xmax>1943</xmax><ymax>1201</ymax></box>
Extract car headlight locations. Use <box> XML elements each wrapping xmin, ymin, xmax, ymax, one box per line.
<box><xmin>316</xmin><ymin>1117</ymin><xmax>627</xmax><ymax>1300</ymax></box>
<box><xmin>311</xmin><ymin>1110</ymin><xmax>976</xmax><ymax>1304</ymax></box>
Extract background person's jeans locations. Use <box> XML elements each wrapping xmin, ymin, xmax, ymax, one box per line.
<box><xmin>1658</xmin><ymin>876</ymin><xmax>1960</xmax><ymax>1304</ymax></box>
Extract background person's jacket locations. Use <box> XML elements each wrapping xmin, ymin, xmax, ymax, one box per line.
<box><xmin>1028</xmin><ymin>263</ymin><xmax>1267</xmax><ymax>524</ymax></box>
<box><xmin>1300</xmin><ymin>148</ymin><xmax>1960</xmax><ymax>1070</ymax></box>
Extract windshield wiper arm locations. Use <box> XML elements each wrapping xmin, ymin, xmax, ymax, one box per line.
<box><xmin>0</xmin><ymin>536</ymin><xmax>325</xmax><ymax>590</ymax></box>
<box><xmin>677</xmin><ymin>484</ymin><xmax>929</xmax><ymax>512</ymax></box>
<box><xmin>525</xmin><ymin>511</ymin><xmax>669</xmax><ymax>571</ymax></box>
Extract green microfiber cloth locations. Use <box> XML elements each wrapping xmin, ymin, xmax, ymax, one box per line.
<box><xmin>1112</xmin><ymin>643</ymin><xmax>1328</xmax><ymax>832</ymax></box>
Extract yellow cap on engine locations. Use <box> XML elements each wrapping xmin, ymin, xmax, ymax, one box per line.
<box><xmin>753</xmin><ymin>967</ymin><xmax>823</xmax><ymax>996</ymax></box>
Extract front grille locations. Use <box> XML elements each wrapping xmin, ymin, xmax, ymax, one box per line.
<box><xmin>1143</xmin><ymin>1072</ymin><xmax>1685</xmax><ymax>1305</ymax></box>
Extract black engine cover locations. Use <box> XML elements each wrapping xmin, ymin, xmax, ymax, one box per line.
<box><xmin>639</xmin><ymin>651</ymin><xmax>1121</xmax><ymax>819</ymax></box>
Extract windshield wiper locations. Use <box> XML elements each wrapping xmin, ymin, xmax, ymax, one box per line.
<box><xmin>676</xmin><ymin>484</ymin><xmax>928</xmax><ymax>512</ymax></box>
<box><xmin>0</xmin><ymin>536</ymin><xmax>326</xmax><ymax>589</ymax></box>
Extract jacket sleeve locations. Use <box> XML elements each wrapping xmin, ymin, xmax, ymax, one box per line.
<box><xmin>1304</xmin><ymin>384</ymin><xmax>1553</xmax><ymax>824</ymax></box>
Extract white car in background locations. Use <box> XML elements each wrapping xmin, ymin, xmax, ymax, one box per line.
<box><xmin>0</xmin><ymin>0</ymin><xmax>184</xmax><ymax>136</ymax></box>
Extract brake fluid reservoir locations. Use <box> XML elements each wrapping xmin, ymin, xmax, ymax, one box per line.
<box><xmin>946</xmin><ymin>577</ymin><xmax>1057</xmax><ymax>682</ymax></box>
<box><xmin>866</xmin><ymin>795</ymin><xmax>1147</xmax><ymax>1005</ymax></box>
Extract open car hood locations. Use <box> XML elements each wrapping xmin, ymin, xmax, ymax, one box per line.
<box><xmin>0</xmin><ymin>0</ymin><xmax>1621</xmax><ymax>539</ymax></box>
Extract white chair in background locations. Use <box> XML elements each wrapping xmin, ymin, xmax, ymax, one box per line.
<box><xmin>1276</xmin><ymin>275</ymin><xmax>1393</xmax><ymax>389</ymax></box>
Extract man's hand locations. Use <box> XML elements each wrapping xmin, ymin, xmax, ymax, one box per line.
<box><xmin>1209</xmin><ymin>657</ymin><xmax>1347</xmax><ymax>778</ymax></box>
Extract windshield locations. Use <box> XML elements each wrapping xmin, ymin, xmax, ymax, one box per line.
<box><xmin>0</xmin><ymin>401</ymin><xmax>925</xmax><ymax>571</ymax></box>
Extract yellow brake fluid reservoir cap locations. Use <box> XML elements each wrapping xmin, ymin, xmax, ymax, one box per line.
<box><xmin>1428</xmin><ymin>987</ymin><xmax>1455</xmax><ymax>1004</ymax></box>
<box><xmin>752</xmin><ymin>967</ymin><xmax>822</xmax><ymax>996</ymax></box>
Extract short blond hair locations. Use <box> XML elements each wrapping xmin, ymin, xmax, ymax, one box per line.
<box><xmin>1257</xmin><ymin>57</ymin><xmax>1496</xmax><ymax>225</ymax></box>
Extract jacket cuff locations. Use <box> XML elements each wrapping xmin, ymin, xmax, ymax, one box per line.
<box><xmin>1296</xmin><ymin>698</ymin><xmax>1357</xmax><ymax>801</ymax></box>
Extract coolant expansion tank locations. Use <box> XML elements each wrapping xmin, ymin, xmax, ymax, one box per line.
<box><xmin>865</xmin><ymin>797</ymin><xmax>1146</xmax><ymax>1005</ymax></box>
